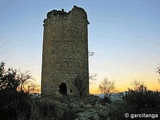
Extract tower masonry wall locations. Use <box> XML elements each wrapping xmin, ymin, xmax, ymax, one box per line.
<box><xmin>41</xmin><ymin>6</ymin><xmax>89</xmax><ymax>98</ymax></box>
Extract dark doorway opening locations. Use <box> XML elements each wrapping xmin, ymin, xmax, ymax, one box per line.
<box><xmin>70</xmin><ymin>89</ymin><xmax>72</xmax><ymax>93</ymax></box>
<box><xmin>59</xmin><ymin>83</ymin><xmax>67</xmax><ymax>96</ymax></box>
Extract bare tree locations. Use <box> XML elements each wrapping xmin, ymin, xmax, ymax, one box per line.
<box><xmin>73</xmin><ymin>75</ymin><xmax>88</xmax><ymax>99</ymax></box>
<box><xmin>131</xmin><ymin>80</ymin><xmax>147</xmax><ymax>92</ymax></box>
<box><xmin>73</xmin><ymin>74</ymin><xmax>97</xmax><ymax>99</ymax></box>
<box><xmin>16</xmin><ymin>71</ymin><xmax>33</xmax><ymax>92</ymax></box>
<box><xmin>99</xmin><ymin>78</ymin><xmax>115</xmax><ymax>99</ymax></box>
<box><xmin>0</xmin><ymin>62</ymin><xmax>38</xmax><ymax>93</ymax></box>
<box><xmin>157</xmin><ymin>66</ymin><xmax>160</xmax><ymax>83</ymax></box>
<box><xmin>158</xmin><ymin>66</ymin><xmax>160</xmax><ymax>74</ymax></box>
<box><xmin>89</xmin><ymin>73</ymin><xmax>97</xmax><ymax>84</ymax></box>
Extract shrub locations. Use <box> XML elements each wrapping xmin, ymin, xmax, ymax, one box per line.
<box><xmin>0</xmin><ymin>89</ymin><xmax>31</xmax><ymax>120</ymax></box>
<box><xmin>108</xmin><ymin>82</ymin><xmax>160</xmax><ymax>120</ymax></box>
<box><xmin>122</xmin><ymin>89</ymin><xmax>160</xmax><ymax>113</ymax></box>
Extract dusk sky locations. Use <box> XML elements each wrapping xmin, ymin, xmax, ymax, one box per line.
<box><xmin>0</xmin><ymin>0</ymin><xmax>160</xmax><ymax>93</ymax></box>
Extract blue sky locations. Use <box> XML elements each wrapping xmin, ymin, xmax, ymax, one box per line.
<box><xmin>0</xmin><ymin>0</ymin><xmax>160</xmax><ymax>93</ymax></box>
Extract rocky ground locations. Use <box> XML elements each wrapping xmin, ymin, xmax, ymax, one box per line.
<box><xmin>37</xmin><ymin>95</ymin><xmax>111</xmax><ymax>120</ymax></box>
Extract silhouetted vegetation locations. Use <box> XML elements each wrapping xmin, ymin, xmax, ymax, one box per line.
<box><xmin>0</xmin><ymin>62</ymin><xmax>19</xmax><ymax>91</ymax></box>
<box><xmin>0</xmin><ymin>89</ymin><xmax>31</xmax><ymax>120</ymax></box>
<box><xmin>0</xmin><ymin>62</ymin><xmax>36</xmax><ymax>93</ymax></box>
<box><xmin>109</xmin><ymin>81</ymin><xmax>160</xmax><ymax>120</ymax></box>
<box><xmin>1</xmin><ymin>61</ymin><xmax>160</xmax><ymax>120</ymax></box>
<box><xmin>157</xmin><ymin>66</ymin><xmax>160</xmax><ymax>83</ymax></box>
<box><xmin>157</xmin><ymin>66</ymin><xmax>160</xmax><ymax>75</ymax></box>
<box><xmin>0</xmin><ymin>62</ymin><xmax>34</xmax><ymax>120</ymax></box>
<box><xmin>121</xmin><ymin>81</ymin><xmax>160</xmax><ymax>113</ymax></box>
<box><xmin>73</xmin><ymin>75</ymin><xmax>88</xmax><ymax>99</ymax></box>
<box><xmin>99</xmin><ymin>78</ymin><xmax>115</xmax><ymax>103</ymax></box>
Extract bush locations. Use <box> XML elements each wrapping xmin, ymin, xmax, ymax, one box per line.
<box><xmin>108</xmin><ymin>83</ymin><xmax>160</xmax><ymax>120</ymax></box>
<box><xmin>100</xmin><ymin>96</ymin><xmax>112</xmax><ymax>105</ymax></box>
<box><xmin>122</xmin><ymin>89</ymin><xmax>160</xmax><ymax>113</ymax></box>
<box><xmin>38</xmin><ymin>98</ymin><xmax>66</xmax><ymax>119</ymax></box>
<box><xmin>0</xmin><ymin>89</ymin><xmax>31</xmax><ymax>120</ymax></box>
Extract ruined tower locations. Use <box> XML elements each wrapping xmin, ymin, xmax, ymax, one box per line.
<box><xmin>41</xmin><ymin>6</ymin><xmax>89</xmax><ymax>98</ymax></box>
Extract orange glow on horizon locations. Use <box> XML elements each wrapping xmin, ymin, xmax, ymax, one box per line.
<box><xmin>89</xmin><ymin>82</ymin><xmax>160</xmax><ymax>94</ymax></box>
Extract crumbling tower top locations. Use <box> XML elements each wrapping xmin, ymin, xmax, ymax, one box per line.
<box><xmin>43</xmin><ymin>6</ymin><xmax>89</xmax><ymax>25</ymax></box>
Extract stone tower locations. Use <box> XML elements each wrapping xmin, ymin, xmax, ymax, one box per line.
<box><xmin>41</xmin><ymin>6</ymin><xmax>89</xmax><ymax>98</ymax></box>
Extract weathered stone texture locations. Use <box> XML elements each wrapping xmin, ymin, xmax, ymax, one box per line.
<box><xmin>41</xmin><ymin>6</ymin><xmax>89</xmax><ymax>98</ymax></box>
